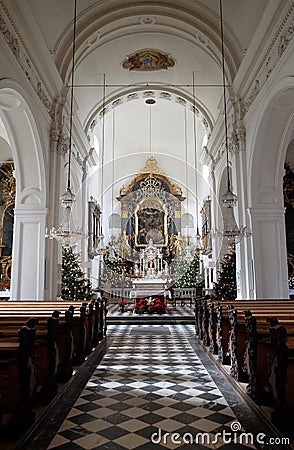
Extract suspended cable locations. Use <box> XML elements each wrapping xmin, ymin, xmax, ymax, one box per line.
<box><xmin>192</xmin><ymin>71</ymin><xmax>202</xmax><ymax>253</ymax></box>
<box><xmin>219</xmin><ymin>0</ymin><xmax>246</xmax><ymax>247</ymax></box>
<box><xmin>100</xmin><ymin>73</ymin><xmax>106</xmax><ymax>237</ymax></box>
<box><xmin>45</xmin><ymin>0</ymin><xmax>83</xmax><ymax>246</ymax></box>
<box><xmin>111</xmin><ymin>107</ymin><xmax>115</xmax><ymax>219</ymax></box>
<box><xmin>184</xmin><ymin>107</ymin><xmax>189</xmax><ymax>216</ymax></box>
<box><xmin>67</xmin><ymin>0</ymin><xmax>77</xmax><ymax>190</ymax></box>
<box><xmin>149</xmin><ymin>102</ymin><xmax>152</xmax><ymax>157</ymax></box>
<box><xmin>192</xmin><ymin>72</ymin><xmax>199</xmax><ymax>232</ymax></box>
<box><xmin>219</xmin><ymin>0</ymin><xmax>230</xmax><ymax>192</ymax></box>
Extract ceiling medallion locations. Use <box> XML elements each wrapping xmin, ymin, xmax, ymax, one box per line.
<box><xmin>139</xmin><ymin>16</ymin><xmax>156</xmax><ymax>25</ymax></box>
<box><xmin>122</xmin><ymin>49</ymin><xmax>175</xmax><ymax>71</ymax></box>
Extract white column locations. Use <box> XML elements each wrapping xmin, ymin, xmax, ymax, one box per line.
<box><xmin>11</xmin><ymin>206</ymin><xmax>47</xmax><ymax>300</ymax></box>
<box><xmin>45</xmin><ymin>133</ymin><xmax>64</xmax><ymax>299</ymax></box>
<box><xmin>250</xmin><ymin>206</ymin><xmax>289</xmax><ymax>299</ymax></box>
<box><xmin>230</xmin><ymin>127</ymin><xmax>253</xmax><ymax>299</ymax></box>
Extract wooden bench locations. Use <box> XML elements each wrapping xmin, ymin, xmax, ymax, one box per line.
<box><xmin>0</xmin><ymin>298</ymin><xmax>107</xmax><ymax>436</ymax></box>
<box><xmin>194</xmin><ymin>298</ymin><xmax>294</xmax><ymax>432</ymax></box>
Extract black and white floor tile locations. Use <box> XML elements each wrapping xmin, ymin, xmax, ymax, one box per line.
<box><xmin>44</xmin><ymin>324</ymin><xmax>282</xmax><ymax>450</ymax></box>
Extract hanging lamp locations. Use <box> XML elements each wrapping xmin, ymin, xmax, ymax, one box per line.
<box><xmin>219</xmin><ymin>0</ymin><xmax>245</xmax><ymax>248</ymax></box>
<box><xmin>192</xmin><ymin>71</ymin><xmax>202</xmax><ymax>254</ymax></box>
<box><xmin>46</xmin><ymin>0</ymin><xmax>82</xmax><ymax>247</ymax></box>
<box><xmin>96</xmin><ymin>74</ymin><xmax>107</xmax><ymax>255</ymax></box>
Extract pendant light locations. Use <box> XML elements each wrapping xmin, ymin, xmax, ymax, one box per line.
<box><xmin>46</xmin><ymin>0</ymin><xmax>82</xmax><ymax>247</ymax></box>
<box><xmin>96</xmin><ymin>74</ymin><xmax>107</xmax><ymax>255</ymax></box>
<box><xmin>192</xmin><ymin>71</ymin><xmax>202</xmax><ymax>254</ymax></box>
<box><xmin>219</xmin><ymin>0</ymin><xmax>245</xmax><ymax>247</ymax></box>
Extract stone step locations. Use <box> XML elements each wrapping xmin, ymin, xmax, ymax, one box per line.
<box><xmin>107</xmin><ymin>316</ymin><xmax>195</xmax><ymax>325</ymax></box>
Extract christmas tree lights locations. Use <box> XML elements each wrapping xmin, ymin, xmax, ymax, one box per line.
<box><xmin>173</xmin><ymin>254</ymin><xmax>202</xmax><ymax>288</ymax></box>
<box><xmin>61</xmin><ymin>246</ymin><xmax>92</xmax><ymax>300</ymax></box>
<box><xmin>213</xmin><ymin>250</ymin><xmax>237</xmax><ymax>300</ymax></box>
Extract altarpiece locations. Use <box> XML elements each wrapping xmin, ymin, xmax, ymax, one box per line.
<box><xmin>116</xmin><ymin>157</ymin><xmax>185</xmax><ymax>297</ymax></box>
<box><xmin>117</xmin><ymin>157</ymin><xmax>185</xmax><ymax>258</ymax></box>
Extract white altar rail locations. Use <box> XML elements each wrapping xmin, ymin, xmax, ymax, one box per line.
<box><xmin>106</xmin><ymin>287</ymin><xmax>196</xmax><ymax>302</ymax></box>
<box><xmin>173</xmin><ymin>288</ymin><xmax>196</xmax><ymax>300</ymax></box>
<box><xmin>107</xmin><ymin>288</ymin><xmax>132</xmax><ymax>301</ymax></box>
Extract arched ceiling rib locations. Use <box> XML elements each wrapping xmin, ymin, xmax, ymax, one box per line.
<box><xmin>54</xmin><ymin>1</ymin><xmax>242</xmax><ymax>83</ymax></box>
<box><xmin>85</xmin><ymin>87</ymin><xmax>213</xmax><ymax>137</ymax></box>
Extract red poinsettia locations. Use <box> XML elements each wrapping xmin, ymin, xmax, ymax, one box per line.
<box><xmin>118</xmin><ymin>300</ymin><xmax>127</xmax><ymax>307</ymax></box>
<box><xmin>133</xmin><ymin>297</ymin><xmax>166</xmax><ymax>315</ymax></box>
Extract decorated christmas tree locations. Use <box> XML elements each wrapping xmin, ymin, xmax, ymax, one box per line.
<box><xmin>173</xmin><ymin>253</ymin><xmax>202</xmax><ymax>288</ymax></box>
<box><xmin>102</xmin><ymin>243</ymin><xmax>132</xmax><ymax>288</ymax></box>
<box><xmin>213</xmin><ymin>250</ymin><xmax>237</xmax><ymax>300</ymax></box>
<box><xmin>61</xmin><ymin>246</ymin><xmax>92</xmax><ymax>300</ymax></box>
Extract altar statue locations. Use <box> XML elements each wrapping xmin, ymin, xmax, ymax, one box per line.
<box><xmin>169</xmin><ymin>232</ymin><xmax>185</xmax><ymax>255</ymax></box>
<box><xmin>138</xmin><ymin>239</ymin><xmax>163</xmax><ymax>278</ymax></box>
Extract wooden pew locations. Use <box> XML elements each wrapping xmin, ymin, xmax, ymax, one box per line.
<box><xmin>194</xmin><ymin>298</ymin><xmax>294</xmax><ymax>432</ymax></box>
<box><xmin>0</xmin><ymin>298</ymin><xmax>107</xmax><ymax>435</ymax></box>
<box><xmin>243</xmin><ymin>313</ymin><xmax>294</xmax><ymax>430</ymax></box>
<box><xmin>195</xmin><ymin>298</ymin><xmax>294</xmax><ymax>373</ymax></box>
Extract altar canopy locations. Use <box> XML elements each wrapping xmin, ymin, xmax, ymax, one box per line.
<box><xmin>117</xmin><ymin>157</ymin><xmax>185</xmax><ymax>258</ymax></box>
<box><xmin>135</xmin><ymin>239</ymin><xmax>169</xmax><ymax>278</ymax></box>
<box><xmin>130</xmin><ymin>239</ymin><xmax>172</xmax><ymax>299</ymax></box>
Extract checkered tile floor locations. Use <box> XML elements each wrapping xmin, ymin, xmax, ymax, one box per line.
<box><xmin>47</xmin><ymin>325</ymin><xmax>261</xmax><ymax>449</ymax></box>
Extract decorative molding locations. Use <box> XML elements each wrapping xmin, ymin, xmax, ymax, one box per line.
<box><xmin>87</xmin><ymin>89</ymin><xmax>211</xmax><ymax>141</ymax></box>
<box><xmin>229</xmin><ymin>126</ymin><xmax>246</xmax><ymax>155</ymax></box>
<box><xmin>72</xmin><ymin>144</ymin><xmax>83</xmax><ymax>168</ymax></box>
<box><xmin>278</xmin><ymin>21</ymin><xmax>294</xmax><ymax>56</ymax></box>
<box><xmin>243</xmin><ymin>3</ymin><xmax>294</xmax><ymax>113</ymax></box>
<box><xmin>50</xmin><ymin>92</ymin><xmax>69</xmax><ymax>156</ymax></box>
<box><xmin>0</xmin><ymin>1</ymin><xmax>52</xmax><ymax>113</ymax></box>
<box><xmin>0</xmin><ymin>14</ymin><xmax>19</xmax><ymax>57</ymax></box>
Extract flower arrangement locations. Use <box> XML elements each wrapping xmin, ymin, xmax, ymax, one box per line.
<box><xmin>0</xmin><ymin>282</ymin><xmax>10</xmax><ymax>291</ymax></box>
<box><xmin>133</xmin><ymin>297</ymin><xmax>167</xmax><ymax>315</ymax></box>
<box><xmin>118</xmin><ymin>300</ymin><xmax>127</xmax><ymax>312</ymax></box>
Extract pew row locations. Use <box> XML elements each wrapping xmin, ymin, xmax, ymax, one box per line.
<box><xmin>0</xmin><ymin>298</ymin><xmax>107</xmax><ymax>436</ymax></box>
<box><xmin>194</xmin><ymin>298</ymin><xmax>294</xmax><ymax>431</ymax></box>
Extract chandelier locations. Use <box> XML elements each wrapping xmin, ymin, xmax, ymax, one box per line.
<box><xmin>95</xmin><ymin>74</ymin><xmax>108</xmax><ymax>256</ymax></box>
<box><xmin>192</xmin><ymin>70</ymin><xmax>202</xmax><ymax>255</ymax></box>
<box><xmin>219</xmin><ymin>0</ymin><xmax>245</xmax><ymax>248</ymax></box>
<box><xmin>46</xmin><ymin>0</ymin><xmax>82</xmax><ymax>247</ymax></box>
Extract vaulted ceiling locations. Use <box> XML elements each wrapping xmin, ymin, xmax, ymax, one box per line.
<box><xmin>2</xmin><ymin>0</ymin><xmax>272</xmax><ymax>220</ymax></box>
<box><xmin>26</xmin><ymin>0</ymin><xmax>268</xmax><ymax>130</ymax></box>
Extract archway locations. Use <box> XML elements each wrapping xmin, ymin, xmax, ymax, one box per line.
<box><xmin>0</xmin><ymin>83</ymin><xmax>47</xmax><ymax>300</ymax></box>
<box><xmin>249</xmin><ymin>78</ymin><xmax>294</xmax><ymax>299</ymax></box>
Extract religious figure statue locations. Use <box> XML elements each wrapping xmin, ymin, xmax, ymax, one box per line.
<box><xmin>163</xmin><ymin>261</ymin><xmax>169</xmax><ymax>276</ymax></box>
<box><xmin>117</xmin><ymin>231</ymin><xmax>131</xmax><ymax>257</ymax></box>
<box><xmin>134</xmin><ymin>262</ymin><xmax>140</xmax><ymax>277</ymax></box>
<box><xmin>169</xmin><ymin>232</ymin><xmax>185</xmax><ymax>255</ymax></box>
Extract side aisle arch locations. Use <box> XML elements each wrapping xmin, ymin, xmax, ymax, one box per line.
<box><xmin>249</xmin><ymin>77</ymin><xmax>294</xmax><ymax>299</ymax></box>
<box><xmin>0</xmin><ymin>81</ymin><xmax>47</xmax><ymax>300</ymax></box>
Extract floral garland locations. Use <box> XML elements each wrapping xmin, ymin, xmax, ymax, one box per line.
<box><xmin>133</xmin><ymin>297</ymin><xmax>166</xmax><ymax>315</ymax></box>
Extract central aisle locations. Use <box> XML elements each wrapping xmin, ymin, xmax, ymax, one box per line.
<box><xmin>46</xmin><ymin>325</ymin><xmax>275</xmax><ymax>449</ymax></box>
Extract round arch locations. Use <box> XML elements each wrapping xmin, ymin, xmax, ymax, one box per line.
<box><xmin>249</xmin><ymin>77</ymin><xmax>294</xmax><ymax>299</ymax></box>
<box><xmin>0</xmin><ymin>81</ymin><xmax>47</xmax><ymax>300</ymax></box>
